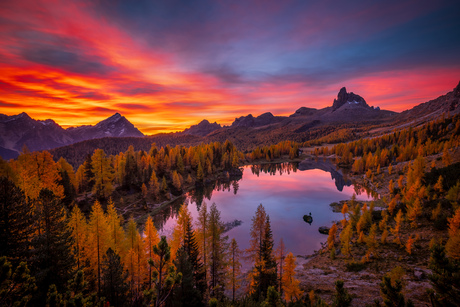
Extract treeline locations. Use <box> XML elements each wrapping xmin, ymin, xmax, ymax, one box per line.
<box><xmin>313</xmin><ymin>113</ymin><xmax>460</xmax><ymax>171</ymax></box>
<box><xmin>50</xmin><ymin>134</ymin><xmax>202</xmax><ymax>169</ymax></box>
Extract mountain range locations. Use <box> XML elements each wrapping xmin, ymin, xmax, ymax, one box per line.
<box><xmin>0</xmin><ymin>112</ymin><xmax>143</xmax><ymax>159</ymax></box>
<box><xmin>1</xmin><ymin>82</ymin><xmax>459</xmax><ymax>161</ymax></box>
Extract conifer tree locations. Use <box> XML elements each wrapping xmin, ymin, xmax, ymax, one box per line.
<box><xmin>31</xmin><ymin>189</ymin><xmax>74</xmax><ymax>304</ymax></box>
<box><xmin>149</xmin><ymin>170</ymin><xmax>160</xmax><ymax>200</ymax></box>
<box><xmin>208</xmin><ymin>203</ymin><xmax>227</xmax><ymax>298</ymax></box>
<box><xmin>195</xmin><ymin>202</ymin><xmax>209</xmax><ymax>294</ymax></box>
<box><xmin>147</xmin><ymin>236</ymin><xmax>182</xmax><ymax>307</ymax></box>
<box><xmin>276</xmin><ymin>238</ymin><xmax>286</xmax><ymax>295</ymax></box>
<box><xmin>0</xmin><ymin>178</ymin><xmax>34</xmax><ymax>264</ymax></box>
<box><xmin>229</xmin><ymin>238</ymin><xmax>242</xmax><ymax>303</ymax></box>
<box><xmin>332</xmin><ymin>280</ymin><xmax>352</xmax><ymax>307</ymax></box>
<box><xmin>86</xmin><ymin>200</ymin><xmax>112</xmax><ymax>294</ymax></box>
<box><xmin>143</xmin><ymin>215</ymin><xmax>160</xmax><ymax>289</ymax></box>
<box><xmin>260</xmin><ymin>215</ymin><xmax>277</xmax><ymax>296</ymax></box>
<box><xmin>0</xmin><ymin>256</ymin><xmax>36</xmax><ymax>307</ymax></box>
<box><xmin>282</xmin><ymin>252</ymin><xmax>302</xmax><ymax>303</ymax></box>
<box><xmin>392</xmin><ymin>210</ymin><xmax>403</xmax><ymax>246</ymax></box>
<box><xmin>101</xmin><ymin>248</ymin><xmax>129</xmax><ymax>307</ymax></box>
<box><xmin>106</xmin><ymin>199</ymin><xmax>125</xmax><ymax>255</ymax></box>
<box><xmin>68</xmin><ymin>205</ymin><xmax>88</xmax><ymax>270</ymax></box>
<box><xmin>171</xmin><ymin>246</ymin><xmax>202</xmax><ymax>307</ymax></box>
<box><xmin>91</xmin><ymin>149</ymin><xmax>114</xmax><ymax>199</ymax></box>
<box><xmin>340</xmin><ymin>224</ymin><xmax>353</xmax><ymax>258</ymax></box>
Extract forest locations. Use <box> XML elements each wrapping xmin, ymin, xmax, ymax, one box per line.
<box><xmin>0</xmin><ymin>114</ymin><xmax>459</xmax><ymax>306</ymax></box>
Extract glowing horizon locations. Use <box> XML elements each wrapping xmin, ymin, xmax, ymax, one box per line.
<box><xmin>1</xmin><ymin>0</ymin><xmax>460</xmax><ymax>134</ymax></box>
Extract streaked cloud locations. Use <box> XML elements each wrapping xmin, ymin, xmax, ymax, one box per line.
<box><xmin>0</xmin><ymin>0</ymin><xmax>459</xmax><ymax>133</ymax></box>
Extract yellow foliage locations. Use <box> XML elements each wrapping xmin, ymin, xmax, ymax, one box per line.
<box><xmin>282</xmin><ymin>253</ymin><xmax>303</xmax><ymax>303</ymax></box>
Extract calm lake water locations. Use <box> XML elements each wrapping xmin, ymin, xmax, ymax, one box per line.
<box><xmin>155</xmin><ymin>162</ymin><xmax>372</xmax><ymax>257</ymax></box>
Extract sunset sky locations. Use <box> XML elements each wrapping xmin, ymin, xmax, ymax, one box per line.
<box><xmin>1</xmin><ymin>0</ymin><xmax>460</xmax><ymax>134</ymax></box>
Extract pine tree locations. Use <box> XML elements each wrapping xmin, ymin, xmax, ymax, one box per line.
<box><xmin>101</xmin><ymin>248</ymin><xmax>129</xmax><ymax>307</ymax></box>
<box><xmin>0</xmin><ymin>256</ymin><xmax>36</xmax><ymax>307</ymax></box>
<box><xmin>428</xmin><ymin>243</ymin><xmax>460</xmax><ymax>306</ymax></box>
<box><xmin>171</xmin><ymin>247</ymin><xmax>202</xmax><ymax>307</ymax></box>
<box><xmin>332</xmin><ymin>280</ymin><xmax>352</xmax><ymax>307</ymax></box>
<box><xmin>0</xmin><ymin>178</ymin><xmax>34</xmax><ymax>264</ymax></box>
<box><xmin>147</xmin><ymin>236</ymin><xmax>182</xmax><ymax>307</ymax></box>
<box><xmin>195</xmin><ymin>202</ymin><xmax>209</xmax><ymax>296</ymax></box>
<box><xmin>171</xmin><ymin>204</ymin><xmax>193</xmax><ymax>259</ymax></box>
<box><xmin>247</xmin><ymin>204</ymin><xmax>268</xmax><ymax>300</ymax></box>
<box><xmin>260</xmin><ymin>215</ymin><xmax>277</xmax><ymax>297</ymax></box>
<box><xmin>31</xmin><ymin>189</ymin><xmax>74</xmax><ymax>304</ymax></box>
<box><xmin>184</xmin><ymin>219</ymin><xmax>206</xmax><ymax>296</ymax></box>
<box><xmin>282</xmin><ymin>252</ymin><xmax>302</xmax><ymax>303</ymax></box>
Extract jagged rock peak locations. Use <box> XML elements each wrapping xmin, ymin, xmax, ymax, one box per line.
<box><xmin>332</xmin><ymin>87</ymin><xmax>368</xmax><ymax>110</ymax></box>
<box><xmin>454</xmin><ymin>80</ymin><xmax>460</xmax><ymax>97</ymax></box>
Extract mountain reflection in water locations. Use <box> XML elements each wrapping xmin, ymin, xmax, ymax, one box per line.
<box><xmin>152</xmin><ymin>162</ymin><xmax>373</xmax><ymax>257</ymax></box>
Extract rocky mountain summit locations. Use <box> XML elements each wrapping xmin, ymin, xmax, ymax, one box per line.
<box><xmin>182</xmin><ymin>119</ymin><xmax>222</xmax><ymax>136</ymax></box>
<box><xmin>332</xmin><ymin>87</ymin><xmax>369</xmax><ymax>111</ymax></box>
<box><xmin>0</xmin><ymin>113</ymin><xmax>143</xmax><ymax>159</ymax></box>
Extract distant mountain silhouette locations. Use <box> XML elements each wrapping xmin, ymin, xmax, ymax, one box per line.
<box><xmin>182</xmin><ymin>119</ymin><xmax>222</xmax><ymax>136</ymax></box>
<box><xmin>0</xmin><ymin>113</ymin><xmax>143</xmax><ymax>159</ymax></box>
<box><xmin>3</xmin><ymin>82</ymin><xmax>459</xmax><ymax>162</ymax></box>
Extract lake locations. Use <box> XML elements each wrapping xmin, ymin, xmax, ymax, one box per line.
<box><xmin>154</xmin><ymin>162</ymin><xmax>372</xmax><ymax>258</ymax></box>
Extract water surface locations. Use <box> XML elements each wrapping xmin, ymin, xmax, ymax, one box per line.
<box><xmin>156</xmin><ymin>162</ymin><xmax>372</xmax><ymax>257</ymax></box>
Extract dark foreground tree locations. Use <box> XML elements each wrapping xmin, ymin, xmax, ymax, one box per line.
<box><xmin>0</xmin><ymin>256</ymin><xmax>36</xmax><ymax>307</ymax></box>
<box><xmin>101</xmin><ymin>248</ymin><xmax>129</xmax><ymax>307</ymax></box>
<box><xmin>428</xmin><ymin>243</ymin><xmax>460</xmax><ymax>307</ymax></box>
<box><xmin>171</xmin><ymin>246</ymin><xmax>203</xmax><ymax>306</ymax></box>
<box><xmin>332</xmin><ymin>280</ymin><xmax>352</xmax><ymax>307</ymax></box>
<box><xmin>0</xmin><ymin>178</ymin><xmax>34</xmax><ymax>264</ymax></box>
<box><xmin>31</xmin><ymin>189</ymin><xmax>74</xmax><ymax>305</ymax></box>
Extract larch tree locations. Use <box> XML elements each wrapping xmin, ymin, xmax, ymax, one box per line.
<box><xmin>106</xmin><ymin>199</ymin><xmax>125</xmax><ymax>256</ymax></box>
<box><xmin>68</xmin><ymin>205</ymin><xmax>88</xmax><ymax>271</ymax></box>
<box><xmin>86</xmin><ymin>200</ymin><xmax>112</xmax><ymax>295</ymax></box>
<box><xmin>446</xmin><ymin>207</ymin><xmax>460</xmax><ymax>259</ymax></box>
<box><xmin>91</xmin><ymin>149</ymin><xmax>114</xmax><ymax>199</ymax></box>
<box><xmin>143</xmin><ymin>215</ymin><xmax>160</xmax><ymax>289</ymax></box>
<box><xmin>282</xmin><ymin>253</ymin><xmax>303</xmax><ymax>303</ymax></box>
<box><xmin>229</xmin><ymin>238</ymin><xmax>242</xmax><ymax>303</ymax></box>
<box><xmin>392</xmin><ymin>209</ymin><xmax>403</xmax><ymax>246</ymax></box>
<box><xmin>171</xmin><ymin>204</ymin><xmax>193</xmax><ymax>259</ymax></box>
<box><xmin>276</xmin><ymin>238</ymin><xmax>286</xmax><ymax>296</ymax></box>
<box><xmin>208</xmin><ymin>203</ymin><xmax>227</xmax><ymax>299</ymax></box>
<box><xmin>149</xmin><ymin>170</ymin><xmax>160</xmax><ymax>200</ymax></box>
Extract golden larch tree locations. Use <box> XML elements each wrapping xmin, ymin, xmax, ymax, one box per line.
<box><xmin>282</xmin><ymin>252</ymin><xmax>303</xmax><ymax>303</ymax></box>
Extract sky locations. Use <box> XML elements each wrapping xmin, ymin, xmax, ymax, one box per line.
<box><xmin>1</xmin><ymin>0</ymin><xmax>460</xmax><ymax>134</ymax></box>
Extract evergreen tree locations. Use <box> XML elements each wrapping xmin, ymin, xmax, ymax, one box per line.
<box><xmin>378</xmin><ymin>276</ymin><xmax>413</xmax><ymax>307</ymax></box>
<box><xmin>171</xmin><ymin>247</ymin><xmax>203</xmax><ymax>307</ymax></box>
<box><xmin>83</xmin><ymin>154</ymin><xmax>95</xmax><ymax>194</ymax></box>
<box><xmin>101</xmin><ymin>248</ymin><xmax>129</xmax><ymax>307</ymax></box>
<box><xmin>146</xmin><ymin>236</ymin><xmax>182</xmax><ymax>307</ymax></box>
<box><xmin>0</xmin><ymin>178</ymin><xmax>34</xmax><ymax>264</ymax></box>
<box><xmin>428</xmin><ymin>243</ymin><xmax>460</xmax><ymax>306</ymax></box>
<box><xmin>31</xmin><ymin>189</ymin><xmax>75</xmax><ymax>305</ymax></box>
<box><xmin>0</xmin><ymin>256</ymin><xmax>36</xmax><ymax>307</ymax></box>
<box><xmin>184</xmin><ymin>219</ymin><xmax>206</xmax><ymax>296</ymax></box>
<box><xmin>195</xmin><ymin>202</ymin><xmax>209</xmax><ymax>296</ymax></box>
<box><xmin>332</xmin><ymin>280</ymin><xmax>352</xmax><ymax>307</ymax></box>
<box><xmin>260</xmin><ymin>215</ymin><xmax>277</xmax><ymax>296</ymax></box>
